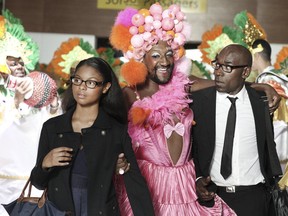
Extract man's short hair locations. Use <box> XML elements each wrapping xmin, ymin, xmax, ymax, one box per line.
<box><xmin>252</xmin><ymin>39</ymin><xmax>271</xmax><ymax>62</ymax></box>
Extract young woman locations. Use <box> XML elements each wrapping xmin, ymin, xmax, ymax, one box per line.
<box><xmin>30</xmin><ymin>57</ymin><xmax>154</xmax><ymax>216</ymax></box>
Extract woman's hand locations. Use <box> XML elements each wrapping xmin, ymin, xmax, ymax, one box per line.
<box><xmin>115</xmin><ymin>153</ymin><xmax>130</xmax><ymax>175</ymax></box>
<box><xmin>42</xmin><ymin>147</ymin><xmax>73</xmax><ymax>169</ymax></box>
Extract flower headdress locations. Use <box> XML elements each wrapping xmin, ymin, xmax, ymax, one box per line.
<box><xmin>199</xmin><ymin>10</ymin><xmax>266</xmax><ymax>65</ymax></box>
<box><xmin>110</xmin><ymin>3</ymin><xmax>191</xmax><ymax>86</ymax></box>
<box><xmin>198</xmin><ymin>24</ymin><xmax>245</xmax><ymax>64</ymax></box>
<box><xmin>191</xmin><ymin>60</ymin><xmax>212</xmax><ymax>80</ymax></box>
<box><xmin>234</xmin><ymin>10</ymin><xmax>267</xmax><ymax>50</ymax></box>
<box><xmin>274</xmin><ymin>46</ymin><xmax>288</xmax><ymax>76</ymax></box>
<box><xmin>0</xmin><ymin>9</ymin><xmax>39</xmax><ymax>74</ymax></box>
<box><xmin>47</xmin><ymin>37</ymin><xmax>98</xmax><ymax>90</ymax></box>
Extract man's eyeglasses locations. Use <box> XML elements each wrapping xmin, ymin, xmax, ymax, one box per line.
<box><xmin>70</xmin><ymin>76</ymin><xmax>104</xmax><ymax>89</ymax></box>
<box><xmin>211</xmin><ymin>60</ymin><xmax>248</xmax><ymax>73</ymax></box>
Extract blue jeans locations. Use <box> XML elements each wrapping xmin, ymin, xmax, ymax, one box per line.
<box><xmin>71</xmin><ymin>174</ymin><xmax>88</xmax><ymax>216</ymax></box>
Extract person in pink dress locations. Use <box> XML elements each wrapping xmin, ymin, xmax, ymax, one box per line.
<box><xmin>110</xmin><ymin>3</ymin><xmax>280</xmax><ymax>215</ymax></box>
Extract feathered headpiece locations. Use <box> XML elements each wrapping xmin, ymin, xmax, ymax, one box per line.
<box><xmin>110</xmin><ymin>3</ymin><xmax>191</xmax><ymax>86</ymax></box>
<box><xmin>0</xmin><ymin>9</ymin><xmax>39</xmax><ymax>74</ymax></box>
<box><xmin>191</xmin><ymin>60</ymin><xmax>212</xmax><ymax>80</ymax></box>
<box><xmin>234</xmin><ymin>10</ymin><xmax>267</xmax><ymax>50</ymax></box>
<box><xmin>198</xmin><ymin>24</ymin><xmax>246</xmax><ymax>64</ymax></box>
<box><xmin>47</xmin><ymin>37</ymin><xmax>98</xmax><ymax>90</ymax></box>
<box><xmin>199</xmin><ymin>10</ymin><xmax>267</xmax><ymax>64</ymax></box>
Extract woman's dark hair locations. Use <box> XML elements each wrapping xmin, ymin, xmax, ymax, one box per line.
<box><xmin>62</xmin><ymin>57</ymin><xmax>127</xmax><ymax>124</ymax></box>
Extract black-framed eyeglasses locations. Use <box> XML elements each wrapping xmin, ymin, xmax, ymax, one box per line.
<box><xmin>211</xmin><ymin>60</ymin><xmax>248</xmax><ymax>73</ymax></box>
<box><xmin>70</xmin><ymin>76</ymin><xmax>104</xmax><ymax>89</ymax></box>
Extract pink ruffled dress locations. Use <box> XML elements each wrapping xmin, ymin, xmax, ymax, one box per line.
<box><xmin>116</xmin><ymin>71</ymin><xmax>236</xmax><ymax>216</ymax></box>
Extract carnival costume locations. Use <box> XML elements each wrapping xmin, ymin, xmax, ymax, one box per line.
<box><xmin>111</xmin><ymin>3</ymin><xmax>236</xmax><ymax>215</ymax></box>
<box><xmin>0</xmin><ymin>10</ymin><xmax>60</xmax><ymax>216</ymax></box>
<box><xmin>115</xmin><ymin>70</ymin><xmax>236</xmax><ymax>215</ymax></box>
<box><xmin>198</xmin><ymin>10</ymin><xmax>266</xmax><ymax>66</ymax></box>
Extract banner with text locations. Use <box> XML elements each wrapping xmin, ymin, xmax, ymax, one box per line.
<box><xmin>97</xmin><ymin>0</ymin><xmax>207</xmax><ymax>13</ymax></box>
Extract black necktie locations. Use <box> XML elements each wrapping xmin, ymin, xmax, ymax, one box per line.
<box><xmin>220</xmin><ymin>96</ymin><xmax>238</xmax><ymax>179</ymax></box>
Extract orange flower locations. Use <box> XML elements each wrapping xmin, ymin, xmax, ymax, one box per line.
<box><xmin>274</xmin><ymin>46</ymin><xmax>288</xmax><ymax>70</ymax></box>
<box><xmin>49</xmin><ymin>38</ymin><xmax>80</xmax><ymax>79</ymax></box>
<box><xmin>0</xmin><ymin>16</ymin><xmax>5</xmax><ymax>38</ymax></box>
<box><xmin>198</xmin><ymin>24</ymin><xmax>223</xmax><ymax>64</ymax></box>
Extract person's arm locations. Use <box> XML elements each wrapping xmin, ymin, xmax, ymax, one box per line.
<box><xmin>250</xmin><ymin>82</ymin><xmax>281</xmax><ymax>113</ymax></box>
<box><xmin>196</xmin><ymin>176</ymin><xmax>216</xmax><ymax>203</ymax></box>
<box><xmin>48</xmin><ymin>95</ymin><xmax>61</xmax><ymax>115</ymax></box>
<box><xmin>189</xmin><ymin>75</ymin><xmax>281</xmax><ymax>113</ymax></box>
<box><xmin>188</xmin><ymin>75</ymin><xmax>214</xmax><ymax>92</ymax></box>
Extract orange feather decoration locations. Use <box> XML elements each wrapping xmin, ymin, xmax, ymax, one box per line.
<box><xmin>129</xmin><ymin>107</ymin><xmax>151</xmax><ymax>125</ymax></box>
<box><xmin>120</xmin><ymin>60</ymin><xmax>147</xmax><ymax>86</ymax></box>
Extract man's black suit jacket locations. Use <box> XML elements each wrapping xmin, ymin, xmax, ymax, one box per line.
<box><xmin>190</xmin><ymin>85</ymin><xmax>282</xmax><ymax>186</ymax></box>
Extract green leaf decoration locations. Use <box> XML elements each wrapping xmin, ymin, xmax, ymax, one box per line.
<box><xmin>80</xmin><ymin>39</ymin><xmax>98</xmax><ymax>57</ymax></box>
<box><xmin>233</xmin><ymin>10</ymin><xmax>248</xmax><ymax>30</ymax></box>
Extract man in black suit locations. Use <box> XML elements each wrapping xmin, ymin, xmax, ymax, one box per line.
<box><xmin>191</xmin><ymin>44</ymin><xmax>282</xmax><ymax>216</ymax></box>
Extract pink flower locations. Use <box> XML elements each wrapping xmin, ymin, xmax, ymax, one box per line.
<box><xmin>149</xmin><ymin>3</ymin><xmax>163</xmax><ymax>15</ymax></box>
<box><xmin>161</xmin><ymin>18</ymin><xmax>174</xmax><ymax>31</ymax></box>
<box><xmin>169</xmin><ymin>4</ymin><xmax>180</xmax><ymax>14</ymax></box>
<box><xmin>153</xmin><ymin>20</ymin><xmax>162</xmax><ymax>29</ymax></box>
<box><xmin>131</xmin><ymin>34</ymin><xmax>144</xmax><ymax>48</ymax></box>
<box><xmin>129</xmin><ymin>26</ymin><xmax>138</xmax><ymax>35</ymax></box>
<box><xmin>132</xmin><ymin>14</ymin><xmax>145</xmax><ymax>27</ymax></box>
<box><xmin>175</xmin><ymin>22</ymin><xmax>184</xmax><ymax>33</ymax></box>
<box><xmin>145</xmin><ymin>15</ymin><xmax>154</xmax><ymax>24</ymax></box>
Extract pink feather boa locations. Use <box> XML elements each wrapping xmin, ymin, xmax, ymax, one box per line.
<box><xmin>129</xmin><ymin>70</ymin><xmax>192</xmax><ymax>126</ymax></box>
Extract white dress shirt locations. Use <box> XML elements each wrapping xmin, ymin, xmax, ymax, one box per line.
<box><xmin>211</xmin><ymin>85</ymin><xmax>265</xmax><ymax>186</ymax></box>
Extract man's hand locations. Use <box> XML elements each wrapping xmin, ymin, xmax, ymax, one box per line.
<box><xmin>115</xmin><ymin>153</ymin><xmax>130</xmax><ymax>175</ymax></box>
<box><xmin>266</xmin><ymin>92</ymin><xmax>281</xmax><ymax>114</ymax></box>
<box><xmin>251</xmin><ymin>83</ymin><xmax>281</xmax><ymax>113</ymax></box>
<box><xmin>196</xmin><ymin>176</ymin><xmax>215</xmax><ymax>201</ymax></box>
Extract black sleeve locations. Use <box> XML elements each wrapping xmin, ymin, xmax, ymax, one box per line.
<box><xmin>190</xmin><ymin>93</ymin><xmax>202</xmax><ymax>178</ymax></box>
